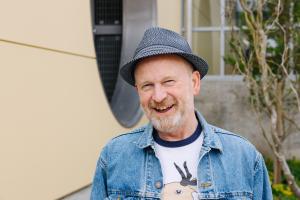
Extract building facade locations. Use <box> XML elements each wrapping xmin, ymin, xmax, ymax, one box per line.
<box><xmin>0</xmin><ymin>0</ymin><xmax>299</xmax><ymax>199</ymax></box>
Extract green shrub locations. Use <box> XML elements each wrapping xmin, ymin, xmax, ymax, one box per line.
<box><xmin>264</xmin><ymin>158</ymin><xmax>300</xmax><ymax>199</ymax></box>
<box><xmin>287</xmin><ymin>159</ymin><xmax>300</xmax><ymax>186</ymax></box>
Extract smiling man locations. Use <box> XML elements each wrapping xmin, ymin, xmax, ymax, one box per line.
<box><xmin>91</xmin><ymin>27</ymin><xmax>272</xmax><ymax>200</ymax></box>
<box><xmin>135</xmin><ymin>54</ymin><xmax>199</xmax><ymax>141</ymax></box>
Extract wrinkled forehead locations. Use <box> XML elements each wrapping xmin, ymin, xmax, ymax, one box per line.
<box><xmin>134</xmin><ymin>54</ymin><xmax>194</xmax><ymax>82</ymax></box>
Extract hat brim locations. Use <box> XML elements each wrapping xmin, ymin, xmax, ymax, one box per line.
<box><xmin>120</xmin><ymin>47</ymin><xmax>209</xmax><ymax>86</ymax></box>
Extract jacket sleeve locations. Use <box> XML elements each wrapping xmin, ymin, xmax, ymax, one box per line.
<box><xmin>90</xmin><ymin>147</ymin><xmax>108</xmax><ymax>200</ymax></box>
<box><xmin>253</xmin><ymin>152</ymin><xmax>273</xmax><ymax>200</ymax></box>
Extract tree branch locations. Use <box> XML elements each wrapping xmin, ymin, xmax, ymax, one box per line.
<box><xmin>275</xmin><ymin>152</ymin><xmax>300</xmax><ymax>197</ymax></box>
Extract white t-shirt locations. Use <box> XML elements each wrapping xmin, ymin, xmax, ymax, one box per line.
<box><xmin>153</xmin><ymin>124</ymin><xmax>203</xmax><ymax>199</ymax></box>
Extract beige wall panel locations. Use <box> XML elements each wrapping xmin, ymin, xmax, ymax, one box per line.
<box><xmin>157</xmin><ymin>0</ymin><xmax>181</xmax><ymax>33</ymax></box>
<box><xmin>0</xmin><ymin>41</ymin><xmax>146</xmax><ymax>200</ymax></box>
<box><xmin>0</xmin><ymin>0</ymin><xmax>95</xmax><ymax>57</ymax></box>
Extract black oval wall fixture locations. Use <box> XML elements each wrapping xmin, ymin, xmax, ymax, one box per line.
<box><xmin>92</xmin><ymin>0</ymin><xmax>157</xmax><ymax>127</ymax></box>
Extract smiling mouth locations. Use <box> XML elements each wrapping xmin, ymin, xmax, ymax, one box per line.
<box><xmin>153</xmin><ymin>104</ymin><xmax>174</xmax><ymax>113</ymax></box>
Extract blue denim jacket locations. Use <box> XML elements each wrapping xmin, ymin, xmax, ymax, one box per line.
<box><xmin>91</xmin><ymin>111</ymin><xmax>272</xmax><ymax>199</ymax></box>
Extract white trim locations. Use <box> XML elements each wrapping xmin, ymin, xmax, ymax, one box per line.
<box><xmin>192</xmin><ymin>26</ymin><xmax>238</xmax><ymax>32</ymax></box>
<box><xmin>205</xmin><ymin>75</ymin><xmax>243</xmax><ymax>81</ymax></box>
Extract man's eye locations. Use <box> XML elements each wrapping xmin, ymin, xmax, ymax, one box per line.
<box><xmin>141</xmin><ymin>84</ymin><xmax>153</xmax><ymax>90</ymax></box>
<box><xmin>164</xmin><ymin>80</ymin><xmax>175</xmax><ymax>85</ymax></box>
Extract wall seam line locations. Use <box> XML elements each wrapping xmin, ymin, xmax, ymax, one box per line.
<box><xmin>0</xmin><ymin>38</ymin><xmax>96</xmax><ymax>59</ymax></box>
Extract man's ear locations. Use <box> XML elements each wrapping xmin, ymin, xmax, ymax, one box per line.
<box><xmin>192</xmin><ymin>71</ymin><xmax>201</xmax><ymax>95</ymax></box>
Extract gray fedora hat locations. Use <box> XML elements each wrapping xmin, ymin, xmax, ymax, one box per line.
<box><xmin>120</xmin><ymin>27</ymin><xmax>209</xmax><ymax>86</ymax></box>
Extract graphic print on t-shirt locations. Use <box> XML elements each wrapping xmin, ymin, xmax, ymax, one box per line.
<box><xmin>153</xmin><ymin>122</ymin><xmax>203</xmax><ymax>200</ymax></box>
<box><xmin>161</xmin><ymin>161</ymin><xmax>198</xmax><ymax>200</ymax></box>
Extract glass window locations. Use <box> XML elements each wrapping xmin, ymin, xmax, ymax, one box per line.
<box><xmin>192</xmin><ymin>32</ymin><xmax>221</xmax><ymax>75</ymax></box>
<box><xmin>192</xmin><ymin>0</ymin><xmax>221</xmax><ymax>27</ymax></box>
<box><xmin>183</xmin><ymin>0</ymin><xmax>241</xmax><ymax>77</ymax></box>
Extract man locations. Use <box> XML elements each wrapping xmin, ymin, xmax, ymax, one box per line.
<box><xmin>91</xmin><ymin>27</ymin><xmax>272</xmax><ymax>199</ymax></box>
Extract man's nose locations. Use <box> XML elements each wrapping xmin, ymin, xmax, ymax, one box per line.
<box><xmin>152</xmin><ymin>85</ymin><xmax>167</xmax><ymax>102</ymax></box>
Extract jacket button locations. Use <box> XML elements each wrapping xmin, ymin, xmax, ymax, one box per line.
<box><xmin>155</xmin><ymin>181</ymin><xmax>162</xmax><ymax>189</ymax></box>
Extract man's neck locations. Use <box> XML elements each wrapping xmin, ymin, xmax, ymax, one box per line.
<box><xmin>157</xmin><ymin>114</ymin><xmax>198</xmax><ymax>141</ymax></box>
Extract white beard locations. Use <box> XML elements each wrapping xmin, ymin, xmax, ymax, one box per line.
<box><xmin>149</xmin><ymin>109</ymin><xmax>183</xmax><ymax>133</ymax></box>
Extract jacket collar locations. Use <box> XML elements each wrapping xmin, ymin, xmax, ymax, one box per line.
<box><xmin>196</xmin><ymin>110</ymin><xmax>223</xmax><ymax>152</ymax></box>
<box><xmin>135</xmin><ymin>110</ymin><xmax>223</xmax><ymax>152</ymax></box>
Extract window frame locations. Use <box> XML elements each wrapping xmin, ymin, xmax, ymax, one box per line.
<box><xmin>181</xmin><ymin>0</ymin><xmax>243</xmax><ymax>80</ymax></box>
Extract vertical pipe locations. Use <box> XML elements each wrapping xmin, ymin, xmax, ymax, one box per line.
<box><xmin>220</xmin><ymin>0</ymin><xmax>225</xmax><ymax>76</ymax></box>
<box><xmin>186</xmin><ymin>0</ymin><xmax>192</xmax><ymax>47</ymax></box>
<box><xmin>181</xmin><ymin>0</ymin><xmax>184</xmax><ymax>35</ymax></box>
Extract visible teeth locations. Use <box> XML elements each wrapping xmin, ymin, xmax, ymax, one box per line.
<box><xmin>158</xmin><ymin>106</ymin><xmax>167</xmax><ymax>110</ymax></box>
<box><xmin>155</xmin><ymin>106</ymin><xmax>171</xmax><ymax>110</ymax></box>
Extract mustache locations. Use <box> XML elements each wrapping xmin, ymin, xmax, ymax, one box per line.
<box><xmin>149</xmin><ymin>97</ymin><xmax>176</xmax><ymax>108</ymax></box>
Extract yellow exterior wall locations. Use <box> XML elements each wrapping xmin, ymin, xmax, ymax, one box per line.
<box><xmin>0</xmin><ymin>0</ymin><xmax>148</xmax><ymax>199</ymax></box>
<box><xmin>0</xmin><ymin>41</ymin><xmax>126</xmax><ymax>199</ymax></box>
<box><xmin>0</xmin><ymin>0</ymin><xmax>95</xmax><ymax>57</ymax></box>
<box><xmin>157</xmin><ymin>0</ymin><xmax>181</xmax><ymax>33</ymax></box>
<box><xmin>0</xmin><ymin>0</ymin><xmax>181</xmax><ymax>199</ymax></box>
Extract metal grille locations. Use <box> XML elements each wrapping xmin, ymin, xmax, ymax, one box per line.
<box><xmin>95</xmin><ymin>0</ymin><xmax>122</xmax><ymax>25</ymax></box>
<box><xmin>95</xmin><ymin>35</ymin><xmax>122</xmax><ymax>102</ymax></box>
